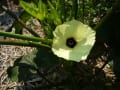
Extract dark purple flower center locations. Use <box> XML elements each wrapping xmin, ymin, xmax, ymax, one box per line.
<box><xmin>66</xmin><ymin>37</ymin><xmax>77</xmax><ymax>48</ymax></box>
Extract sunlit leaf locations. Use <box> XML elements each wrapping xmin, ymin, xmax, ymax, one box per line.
<box><xmin>20</xmin><ymin>0</ymin><xmax>46</xmax><ymax>20</ymax></box>
<box><xmin>47</xmin><ymin>1</ymin><xmax>62</xmax><ymax>25</ymax></box>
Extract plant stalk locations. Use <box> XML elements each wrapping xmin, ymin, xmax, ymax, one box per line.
<box><xmin>60</xmin><ymin>0</ymin><xmax>66</xmax><ymax>22</ymax></box>
<box><xmin>0</xmin><ymin>31</ymin><xmax>52</xmax><ymax>45</ymax></box>
<box><xmin>72</xmin><ymin>0</ymin><xmax>78</xmax><ymax>19</ymax></box>
<box><xmin>0</xmin><ymin>39</ymin><xmax>51</xmax><ymax>48</ymax></box>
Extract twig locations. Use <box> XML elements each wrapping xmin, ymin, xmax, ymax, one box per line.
<box><xmin>36</xmin><ymin>69</ymin><xmax>54</xmax><ymax>85</ymax></box>
<box><xmin>0</xmin><ymin>5</ymin><xmax>40</xmax><ymax>37</ymax></box>
<box><xmin>25</xmin><ymin>80</ymin><xmax>65</xmax><ymax>90</ymax></box>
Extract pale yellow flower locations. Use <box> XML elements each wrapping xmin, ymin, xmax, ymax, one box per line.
<box><xmin>52</xmin><ymin>20</ymin><xmax>95</xmax><ymax>62</ymax></box>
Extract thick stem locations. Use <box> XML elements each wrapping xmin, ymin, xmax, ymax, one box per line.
<box><xmin>0</xmin><ymin>31</ymin><xmax>52</xmax><ymax>45</ymax></box>
<box><xmin>94</xmin><ymin>0</ymin><xmax>120</xmax><ymax>31</ymax></box>
<box><xmin>0</xmin><ymin>39</ymin><xmax>51</xmax><ymax>48</ymax></box>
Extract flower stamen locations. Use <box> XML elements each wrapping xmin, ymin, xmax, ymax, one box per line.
<box><xmin>66</xmin><ymin>37</ymin><xmax>77</xmax><ymax>48</ymax></box>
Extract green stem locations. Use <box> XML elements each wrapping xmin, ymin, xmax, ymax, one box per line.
<box><xmin>82</xmin><ymin>0</ymin><xmax>85</xmax><ymax>23</ymax></box>
<box><xmin>0</xmin><ymin>31</ymin><xmax>52</xmax><ymax>45</ymax></box>
<box><xmin>0</xmin><ymin>39</ymin><xmax>51</xmax><ymax>48</ymax></box>
<box><xmin>60</xmin><ymin>0</ymin><xmax>66</xmax><ymax>22</ymax></box>
<box><xmin>72</xmin><ymin>0</ymin><xmax>78</xmax><ymax>19</ymax></box>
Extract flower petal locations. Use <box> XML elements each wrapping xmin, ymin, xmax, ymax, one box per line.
<box><xmin>52</xmin><ymin>20</ymin><xmax>96</xmax><ymax>62</ymax></box>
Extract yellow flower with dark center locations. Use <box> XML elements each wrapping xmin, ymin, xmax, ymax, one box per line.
<box><xmin>52</xmin><ymin>20</ymin><xmax>96</xmax><ymax>62</ymax></box>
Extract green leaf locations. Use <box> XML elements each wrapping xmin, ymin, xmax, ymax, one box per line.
<box><xmin>14</xmin><ymin>22</ymin><xmax>22</xmax><ymax>34</ymax></box>
<box><xmin>108</xmin><ymin>60</ymin><xmax>113</xmax><ymax>71</ymax></box>
<box><xmin>34</xmin><ymin>47</ymin><xmax>59</xmax><ymax>69</ymax></box>
<box><xmin>20</xmin><ymin>0</ymin><xmax>46</xmax><ymax>20</ymax></box>
<box><xmin>19</xmin><ymin>49</ymin><xmax>37</xmax><ymax>67</ymax></box>
<box><xmin>7</xmin><ymin>53</ymin><xmax>37</xmax><ymax>82</ymax></box>
<box><xmin>7</xmin><ymin>66</ymin><xmax>19</xmax><ymax>82</ymax></box>
<box><xmin>47</xmin><ymin>1</ymin><xmax>62</xmax><ymax>25</ymax></box>
<box><xmin>43</xmin><ymin>22</ymin><xmax>55</xmax><ymax>38</ymax></box>
<box><xmin>38</xmin><ymin>0</ymin><xmax>46</xmax><ymax>19</ymax></box>
<box><xmin>7</xmin><ymin>47</ymin><xmax>59</xmax><ymax>82</ymax></box>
